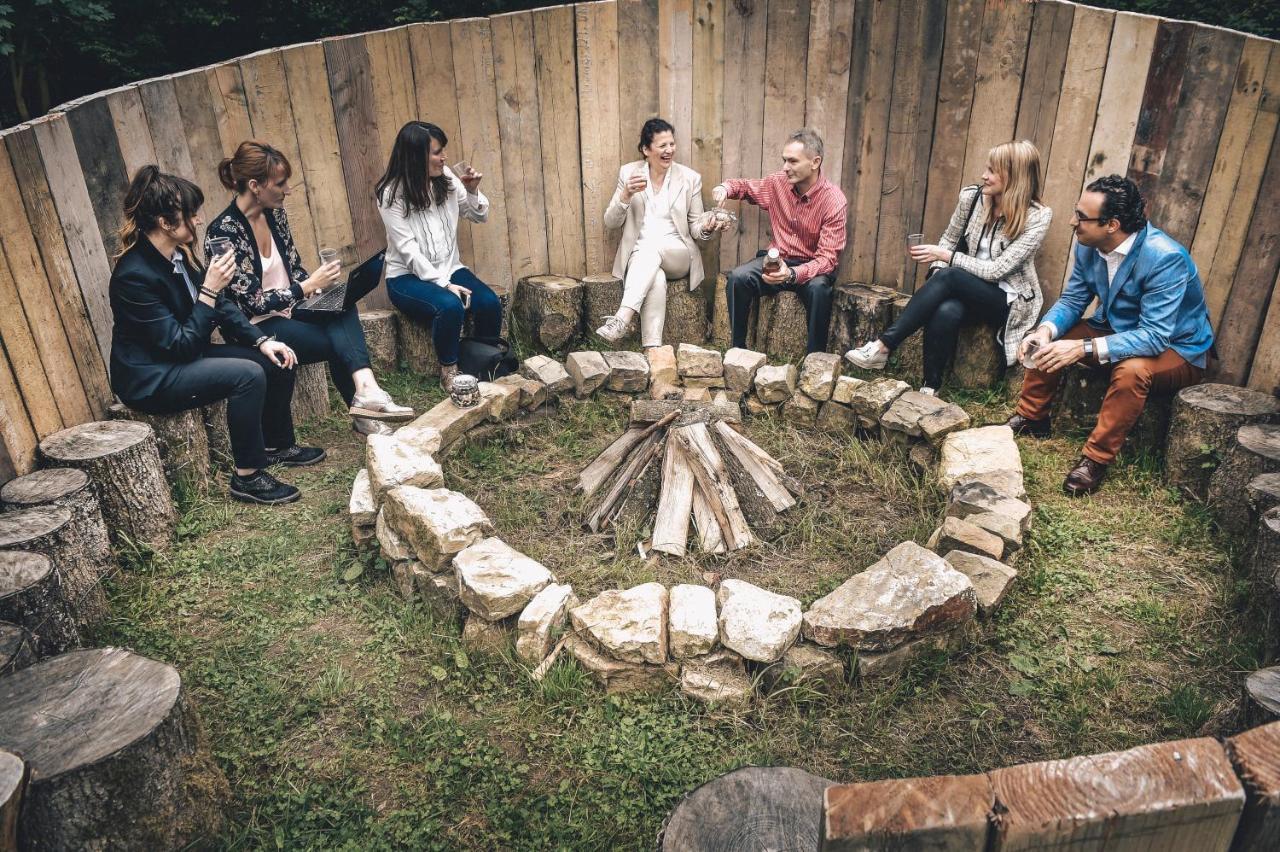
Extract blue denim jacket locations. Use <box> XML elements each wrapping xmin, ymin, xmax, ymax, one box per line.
<box><xmin>1042</xmin><ymin>224</ymin><xmax>1214</xmax><ymax>367</ymax></box>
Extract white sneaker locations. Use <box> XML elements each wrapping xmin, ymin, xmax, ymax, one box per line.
<box><xmin>919</xmin><ymin>386</ymin><xmax>937</xmax><ymax>397</ymax></box>
<box><xmin>845</xmin><ymin>340</ymin><xmax>888</xmax><ymax>370</ymax></box>
<box><xmin>595</xmin><ymin>315</ymin><xmax>630</xmax><ymax>343</ymax></box>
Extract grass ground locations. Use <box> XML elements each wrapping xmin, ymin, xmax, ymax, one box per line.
<box><xmin>101</xmin><ymin>369</ymin><xmax>1270</xmax><ymax>850</ymax></box>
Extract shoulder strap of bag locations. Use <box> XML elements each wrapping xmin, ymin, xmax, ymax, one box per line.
<box><xmin>963</xmin><ymin>184</ymin><xmax>983</xmax><ymax>230</ymax></box>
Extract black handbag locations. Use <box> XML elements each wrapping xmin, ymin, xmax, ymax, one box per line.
<box><xmin>457</xmin><ymin>335</ymin><xmax>518</xmax><ymax>381</ymax></box>
<box><xmin>927</xmin><ymin>185</ymin><xmax>984</xmax><ymax>280</ymax></box>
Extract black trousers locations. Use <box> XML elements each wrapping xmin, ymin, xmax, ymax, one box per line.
<box><xmin>258</xmin><ymin>306</ymin><xmax>372</xmax><ymax>405</ymax></box>
<box><xmin>726</xmin><ymin>252</ymin><xmax>834</xmax><ymax>354</ymax></box>
<box><xmin>127</xmin><ymin>345</ymin><xmax>296</xmax><ymax>471</ymax></box>
<box><xmin>879</xmin><ymin>266</ymin><xmax>1011</xmax><ymax>389</ymax></box>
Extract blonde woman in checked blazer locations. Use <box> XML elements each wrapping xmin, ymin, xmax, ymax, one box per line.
<box><xmin>846</xmin><ymin>140</ymin><xmax>1050</xmax><ymax>394</ymax></box>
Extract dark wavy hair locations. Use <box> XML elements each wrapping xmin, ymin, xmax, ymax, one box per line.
<box><xmin>637</xmin><ymin>117</ymin><xmax>675</xmax><ymax>156</ymax></box>
<box><xmin>116</xmin><ymin>165</ymin><xmax>205</xmax><ymax>267</ymax></box>
<box><xmin>219</xmin><ymin>140</ymin><xmax>292</xmax><ymax>194</ymax></box>
<box><xmin>1086</xmin><ymin>174</ymin><xmax>1147</xmax><ymax>233</ymax></box>
<box><xmin>374</xmin><ymin>121</ymin><xmax>453</xmax><ymax>212</ymax></box>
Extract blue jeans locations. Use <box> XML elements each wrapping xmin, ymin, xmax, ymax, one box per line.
<box><xmin>386</xmin><ymin>268</ymin><xmax>502</xmax><ymax>366</ymax></box>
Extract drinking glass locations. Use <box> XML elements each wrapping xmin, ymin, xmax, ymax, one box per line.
<box><xmin>453</xmin><ymin>160</ymin><xmax>472</xmax><ymax>178</ymax></box>
<box><xmin>1021</xmin><ymin>339</ymin><xmax>1041</xmax><ymax>370</ymax></box>
<box><xmin>207</xmin><ymin>237</ymin><xmax>232</xmax><ymax>260</ymax></box>
<box><xmin>318</xmin><ymin>248</ymin><xmax>339</xmax><ymax>268</ymax></box>
<box><xmin>906</xmin><ymin>233</ymin><xmax>925</xmax><ymax>249</ymax></box>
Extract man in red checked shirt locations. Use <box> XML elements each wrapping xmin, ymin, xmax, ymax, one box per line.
<box><xmin>713</xmin><ymin>128</ymin><xmax>848</xmax><ymax>354</ymax></box>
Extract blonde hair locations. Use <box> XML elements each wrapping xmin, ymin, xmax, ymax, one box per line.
<box><xmin>984</xmin><ymin>140</ymin><xmax>1042</xmax><ymax>241</ymax></box>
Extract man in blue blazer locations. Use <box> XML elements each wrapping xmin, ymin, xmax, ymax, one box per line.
<box><xmin>1006</xmin><ymin>175</ymin><xmax>1213</xmax><ymax>495</ymax></box>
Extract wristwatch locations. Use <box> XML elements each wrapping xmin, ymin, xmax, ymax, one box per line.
<box><xmin>1082</xmin><ymin>338</ymin><xmax>1094</xmax><ymax>358</ymax></box>
<box><xmin>253</xmin><ymin>334</ymin><xmax>274</xmax><ymax>349</ymax></box>
<box><xmin>786</xmin><ymin>266</ymin><xmax>797</xmax><ymax>285</ymax></box>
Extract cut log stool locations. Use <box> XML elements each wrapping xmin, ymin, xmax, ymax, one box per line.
<box><xmin>1</xmin><ymin>467</ymin><xmax>113</xmax><ymax>569</ymax></box>
<box><xmin>1253</xmin><ymin>507</ymin><xmax>1280</xmax><ymax>591</ymax></box>
<box><xmin>1166</xmin><ymin>384</ymin><xmax>1280</xmax><ymax>500</ymax></box>
<box><xmin>1049</xmin><ymin>363</ymin><xmax>1174</xmax><ymax>452</ymax></box>
<box><xmin>664</xmin><ymin>277</ymin><xmax>710</xmax><ymax>347</ymax></box>
<box><xmin>202</xmin><ymin>399</ymin><xmax>233</xmax><ymax>470</ymax></box>
<box><xmin>0</xmin><ymin>750</ymin><xmax>26</xmax><ymax>852</ymax></box>
<box><xmin>949</xmin><ymin>323</ymin><xmax>1005</xmax><ymax>390</ymax></box>
<box><xmin>887</xmin><ymin>293</ymin><xmax>924</xmax><ymax>384</ymax></box>
<box><xmin>711</xmin><ymin>273</ymin><xmax>732</xmax><ymax>348</ymax></box>
<box><xmin>829</xmin><ymin>283</ymin><xmax>898</xmax><ymax>360</ymax></box>
<box><xmin>0</xmin><ymin>551</ymin><xmax>82</xmax><ymax>655</ymax></box>
<box><xmin>1251</xmin><ymin>473</ymin><xmax>1280</xmax><ymax>527</ymax></box>
<box><xmin>107</xmin><ymin>403</ymin><xmax>211</xmax><ymax>493</ymax></box>
<box><xmin>513</xmin><ymin>274</ymin><xmax>584</xmax><ymax>352</ymax></box>
<box><xmin>38</xmin><ymin>421</ymin><xmax>176</xmax><ymax>553</ymax></box>
<box><xmin>291</xmin><ymin>362</ymin><xmax>333</xmax><ymax>422</ymax></box>
<box><xmin>581</xmin><ymin>273</ymin><xmax>634</xmax><ymax>344</ymax></box>
<box><xmin>660</xmin><ymin>766</ymin><xmax>832</xmax><ymax>851</ymax></box>
<box><xmin>397</xmin><ymin>311</ymin><xmax>442</xmax><ymax>376</ymax></box>
<box><xmin>0</xmin><ymin>622</ymin><xmax>36</xmax><ymax>675</ymax></box>
<box><xmin>1247</xmin><ymin>668</ymin><xmax>1280</xmax><ymax>723</ymax></box>
<box><xmin>0</xmin><ymin>507</ymin><xmax>109</xmax><ymax>628</ymax></box>
<box><xmin>0</xmin><ymin>648</ymin><xmax>229</xmax><ymax>850</ymax></box>
<box><xmin>1226</xmin><ymin>721</ymin><xmax>1280</xmax><ymax>851</ymax></box>
<box><xmin>758</xmin><ymin>289</ymin><xmax>808</xmax><ymax>362</ymax></box>
<box><xmin>1209</xmin><ymin>424</ymin><xmax>1280</xmax><ymax>539</ymax></box>
<box><xmin>358</xmin><ymin>308</ymin><xmax>399</xmax><ymax>373</ymax></box>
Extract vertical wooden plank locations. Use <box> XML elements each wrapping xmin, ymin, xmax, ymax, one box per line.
<box><xmin>804</xmin><ymin>0</ymin><xmax>854</xmax><ymax>188</ymax></box>
<box><xmin>618</xmin><ymin>0</ymin><xmax>660</xmax><ymax>158</ymax></box>
<box><xmin>1082</xmin><ymin>13</ymin><xmax>1160</xmax><ymax>187</ymax></box>
<box><xmin>0</xmin><ymin>249</ymin><xmax>61</xmax><ymax>436</ymax></box>
<box><xmin>658</xmin><ymin>0</ymin><xmax>694</xmax><ymax>147</ymax></box>
<box><xmin>492</xmin><ymin>11</ymin><xmax>549</xmax><ymax>281</ymax></box>
<box><xmin>0</xmin><ymin>345</ymin><xmax>37</xmax><ymax>476</ymax></box>
<box><xmin>719</xmin><ymin>0</ymin><xmax>768</xmax><ymax>268</ymax></box>
<box><xmin>876</xmin><ymin>0</ymin><xmax>946</xmax><ymax>291</ymax></box>
<box><xmin>1142</xmin><ymin>27</ymin><xmax>1244</xmax><ymax>245</ymax></box>
<box><xmin>759</xmin><ymin>0</ymin><xmax>810</xmax><ymax>247</ymax></box>
<box><xmin>0</xmin><ymin>136</ymin><xmax>92</xmax><ymax>425</ymax></box>
<box><xmin>31</xmin><ymin>113</ymin><xmax>114</xmax><ymax>364</ymax></box>
<box><xmin>1203</xmin><ymin>45</ymin><xmax>1280</xmax><ymax>326</ymax></box>
<box><xmin>137</xmin><ymin>77</ymin><xmax>197</xmax><ymax>180</ymax></box>
<box><xmin>532</xmin><ymin>6</ymin><xmax>587</xmax><ymax>277</ymax></box>
<box><xmin>845</xmin><ymin>0</ymin><xmax>898</xmax><ymax>284</ymax></box>
<box><xmin>239</xmin><ymin>49</ymin><xmax>321</xmax><ymax>268</ymax></box>
<box><xmin>919</xmin><ymin>0</ymin><xmax>986</xmax><ymax>255</ymax></box>
<box><xmin>1013</xmin><ymin>0</ymin><xmax>1074</xmax><ymax>164</ymax></box>
<box><xmin>325</xmin><ymin>35</ymin><xmax>385</xmax><ymax>264</ymax></box>
<box><xmin>1247</xmin><ymin>265</ymin><xmax>1280</xmax><ymax>395</ymax></box>
<box><xmin>451</xmin><ymin>17</ymin><xmax>514</xmax><ymax>293</ymax></box>
<box><xmin>171</xmin><ymin>67</ymin><xmax>233</xmax><ymax>217</ymax></box>
<box><xmin>61</xmin><ymin>95</ymin><xmax>130</xmax><ymax>261</ymax></box>
<box><xmin>692</xmin><ymin>0</ymin><xmax>725</xmax><ymax>284</ymax></box>
<box><xmin>4</xmin><ymin>126</ymin><xmax>112</xmax><ymax>417</ymax></box>
<box><xmin>1126</xmin><ymin>21</ymin><xmax>1194</xmax><ymax>205</ymax></box>
<box><xmin>835</xmin><ymin>0</ymin><xmax>873</xmax><ymax>285</ymax></box>
<box><xmin>209</xmin><ymin>62</ymin><xmax>254</xmax><ymax>154</ymax></box>
<box><xmin>366</xmin><ymin>27</ymin><xmax>417</xmax><ymax>168</ymax></box>
<box><xmin>959</xmin><ymin>0</ymin><xmax>1034</xmax><ymax>188</ymax></box>
<box><xmin>1034</xmin><ymin>5</ymin><xmax>1114</xmax><ymax>302</ymax></box>
<box><xmin>104</xmin><ymin>86</ymin><xmax>158</xmax><ymax>180</ymax></box>
<box><xmin>576</xmin><ymin>1</ymin><xmax>622</xmax><ymax>276</ymax></box>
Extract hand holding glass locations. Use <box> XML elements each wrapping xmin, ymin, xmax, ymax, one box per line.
<box><xmin>1021</xmin><ymin>338</ymin><xmax>1041</xmax><ymax>370</ymax></box>
<box><xmin>207</xmin><ymin>237</ymin><xmax>233</xmax><ymax>260</ymax></box>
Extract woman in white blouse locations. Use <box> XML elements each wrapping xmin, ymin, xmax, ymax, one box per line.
<box><xmin>596</xmin><ymin>118</ymin><xmax>722</xmax><ymax>346</ymax></box>
<box><xmin>376</xmin><ymin>121</ymin><xmax>500</xmax><ymax>390</ymax></box>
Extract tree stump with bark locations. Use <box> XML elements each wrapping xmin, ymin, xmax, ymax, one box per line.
<box><xmin>664</xmin><ymin>278</ymin><xmax>709</xmax><ymax>347</ymax></box>
<box><xmin>1166</xmin><ymin>383</ymin><xmax>1280</xmax><ymax>500</ymax></box>
<box><xmin>0</xmin><ymin>648</ymin><xmax>229</xmax><ymax>851</ymax></box>
<box><xmin>1209</xmin><ymin>424</ymin><xmax>1280</xmax><ymax>539</ymax></box>
<box><xmin>0</xmin><ymin>507</ymin><xmax>108</xmax><ymax>629</ymax></box>
<box><xmin>760</xmin><ymin>290</ymin><xmax>808</xmax><ymax>362</ymax></box>
<box><xmin>659</xmin><ymin>766</ymin><xmax>832</xmax><ymax>851</ymax></box>
<box><xmin>1</xmin><ymin>468</ymin><xmax>113</xmax><ymax>570</ymax></box>
<box><xmin>1225</xmin><ymin>720</ymin><xmax>1280</xmax><ymax>850</ymax></box>
<box><xmin>0</xmin><ymin>551</ymin><xmax>82</xmax><ymax>656</ymax></box>
<box><xmin>513</xmin><ymin>274</ymin><xmax>584</xmax><ymax>352</ymax></box>
<box><xmin>397</xmin><ymin>312</ymin><xmax>442</xmax><ymax>376</ymax></box>
<box><xmin>202</xmin><ymin>399</ymin><xmax>233</xmax><ymax>471</ymax></box>
<box><xmin>1050</xmin><ymin>363</ymin><xmax>1174</xmax><ymax>452</ymax></box>
<box><xmin>1253</xmin><ymin>507</ymin><xmax>1280</xmax><ymax>590</ymax></box>
<box><xmin>581</xmin><ymin>273</ymin><xmax>631</xmax><ymax>340</ymax></box>
<box><xmin>0</xmin><ymin>622</ymin><xmax>36</xmax><ymax>675</ymax></box>
<box><xmin>291</xmin><ymin>362</ymin><xmax>333</xmax><ymax>423</ymax></box>
<box><xmin>39</xmin><ymin>421</ymin><xmax>175</xmax><ymax>553</ymax></box>
<box><xmin>0</xmin><ymin>750</ymin><xmax>26</xmax><ymax>852</ymax></box>
<box><xmin>887</xmin><ymin>293</ymin><xmax>924</xmax><ymax>384</ymax></box>
<box><xmin>107</xmin><ymin>404</ymin><xmax>211</xmax><ymax>494</ymax></box>
<box><xmin>1251</xmin><ymin>474</ymin><xmax>1280</xmax><ymax>528</ymax></box>
<box><xmin>949</xmin><ymin>322</ymin><xmax>1005</xmax><ymax>389</ymax></box>
<box><xmin>358</xmin><ymin>308</ymin><xmax>399</xmax><ymax>373</ymax></box>
<box><xmin>711</xmin><ymin>273</ymin><xmax>732</xmax><ymax>349</ymax></box>
<box><xmin>829</xmin><ymin>283</ymin><xmax>897</xmax><ymax>357</ymax></box>
<box><xmin>1246</xmin><ymin>667</ymin><xmax>1280</xmax><ymax>722</ymax></box>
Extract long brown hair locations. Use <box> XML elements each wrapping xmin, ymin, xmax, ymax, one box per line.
<box><xmin>218</xmin><ymin>140</ymin><xmax>292</xmax><ymax>194</ymax></box>
<box><xmin>374</xmin><ymin>121</ymin><xmax>452</xmax><ymax>212</ymax></box>
<box><xmin>984</xmin><ymin>140</ymin><xmax>1042</xmax><ymax>241</ymax></box>
<box><xmin>116</xmin><ymin>165</ymin><xmax>205</xmax><ymax>267</ymax></box>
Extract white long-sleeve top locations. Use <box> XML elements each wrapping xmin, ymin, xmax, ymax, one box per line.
<box><xmin>377</xmin><ymin>166</ymin><xmax>488</xmax><ymax>284</ymax></box>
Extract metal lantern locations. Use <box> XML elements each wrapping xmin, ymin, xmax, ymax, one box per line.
<box><xmin>450</xmin><ymin>374</ymin><xmax>481</xmax><ymax>408</ymax></box>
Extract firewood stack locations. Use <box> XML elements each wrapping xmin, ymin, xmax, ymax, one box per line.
<box><xmin>578</xmin><ymin>400</ymin><xmax>801</xmax><ymax>556</ymax></box>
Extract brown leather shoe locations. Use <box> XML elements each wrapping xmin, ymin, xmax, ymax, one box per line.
<box><xmin>1006</xmin><ymin>413</ymin><xmax>1051</xmax><ymax>438</ymax></box>
<box><xmin>1063</xmin><ymin>456</ymin><xmax>1108</xmax><ymax>496</ymax></box>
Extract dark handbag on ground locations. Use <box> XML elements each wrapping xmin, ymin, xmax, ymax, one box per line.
<box><xmin>457</xmin><ymin>336</ymin><xmax>518</xmax><ymax>381</ymax></box>
<box><xmin>926</xmin><ymin>185</ymin><xmax>983</xmax><ymax>281</ymax></box>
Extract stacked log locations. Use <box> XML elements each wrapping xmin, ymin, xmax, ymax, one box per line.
<box><xmin>1166</xmin><ymin>384</ymin><xmax>1280</xmax><ymax>500</ymax></box>
<box><xmin>0</xmin><ymin>648</ymin><xmax>229</xmax><ymax>850</ymax></box>
<box><xmin>38</xmin><ymin>421</ymin><xmax>176</xmax><ymax>552</ymax></box>
<box><xmin>106</xmin><ymin>403</ymin><xmax>211</xmax><ymax>493</ymax></box>
<box><xmin>1</xmin><ymin>467</ymin><xmax>113</xmax><ymax>569</ymax></box>
<box><xmin>1209</xmin><ymin>424</ymin><xmax>1280</xmax><ymax>538</ymax></box>
<box><xmin>0</xmin><ymin>551</ymin><xmax>82</xmax><ymax>655</ymax></box>
<box><xmin>0</xmin><ymin>507</ymin><xmax>108</xmax><ymax>628</ymax></box>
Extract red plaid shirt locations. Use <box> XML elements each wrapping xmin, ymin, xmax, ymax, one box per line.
<box><xmin>724</xmin><ymin>171</ymin><xmax>848</xmax><ymax>284</ymax></box>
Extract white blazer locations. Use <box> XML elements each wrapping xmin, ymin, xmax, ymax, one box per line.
<box><xmin>604</xmin><ymin>161</ymin><xmax>712</xmax><ymax>290</ymax></box>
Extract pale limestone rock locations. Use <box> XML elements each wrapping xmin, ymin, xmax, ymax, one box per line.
<box><xmin>650</xmin><ymin>380</ymin><xmax>684</xmax><ymax>401</ymax></box>
<box><xmin>366</xmin><ymin>434</ymin><xmax>444</xmax><ymax>500</ymax></box>
<box><xmin>967</xmin><ymin>511</ymin><xmax>1023</xmax><ymax>553</ymax></box>
<box><xmin>943</xmin><ymin>550</ymin><xmax>1017</xmax><ymax>617</ymax></box>
<box><xmin>754</xmin><ymin>364</ymin><xmax>797</xmax><ymax>404</ymax></box>
<box><xmin>417</xmin><ymin>571</ymin><xmax>465</xmax><ymax>623</ymax></box>
<box><xmin>479</xmin><ymin>381</ymin><xmax>522</xmax><ymax>420</ymax></box>
<box><xmin>454</xmin><ymin>536</ymin><xmax>555</xmax><ymax>621</ymax></box>
<box><xmin>571</xmin><ymin>582</ymin><xmax>668</xmax><ymax>664</ymax></box>
<box><xmin>803</xmin><ymin>541</ymin><xmax>976</xmax><ymax>651</ymax></box>
<box><xmin>926</xmin><ymin>516</ymin><xmax>1004</xmax><ymax>561</ymax></box>
<box><xmin>947</xmin><ymin>481</ymin><xmax>1033</xmax><ymax>532</ymax></box>
<box><xmin>394</xmin><ymin>423</ymin><xmax>444</xmax><ymax>457</ymax></box>
<box><xmin>404</xmin><ymin>397</ymin><xmax>491</xmax><ymax>449</ymax></box>
<box><xmin>603</xmin><ymin>351</ymin><xmax>651</xmax><ymax>392</ymax></box>
<box><xmin>521</xmin><ymin>355</ymin><xmax>574</xmax><ymax>394</ymax></box>
<box><xmin>680</xmin><ymin>650</ymin><xmax>753</xmax><ymax>708</ymax></box>
<box><xmin>880</xmin><ymin>390</ymin><xmax>949</xmax><ymax>439</ymax></box>
<box><xmin>677</xmin><ymin>343</ymin><xmax>724</xmax><ymax>378</ymax></box>
<box><xmin>516</xmin><ymin>583</ymin><xmax>578</xmax><ymax>665</ymax></box>
<box><xmin>952</xmin><ymin>470</ymin><xmax>1027</xmax><ymax>501</ymax></box>
<box><xmin>798</xmin><ymin>352</ymin><xmax>841</xmax><ymax>401</ymax></box>
<box><xmin>938</xmin><ymin>425</ymin><xmax>1024</xmax><ymax>495</ymax></box>
<box><xmin>857</xmin><ymin>626</ymin><xmax>972</xmax><ymax>680</ymax></box>
<box><xmin>382</xmin><ymin>486</ymin><xmax>494</xmax><ymax>570</ymax></box>
<box><xmin>565</xmin><ymin>351</ymin><xmax>610</xmax><ymax>398</ymax></box>
<box><xmin>683</xmin><ymin>386</ymin><xmax>711</xmax><ymax>402</ymax></box>
<box><xmin>565</xmin><ymin>633</ymin><xmax>679</xmax><ymax>695</ymax></box>
<box><xmin>760</xmin><ymin>643</ymin><xmax>846</xmax><ymax>694</ymax></box>
<box><xmin>646</xmin><ymin>345</ymin><xmax>678</xmax><ymax>386</ymax></box>
<box><xmin>390</xmin><ymin>559</ymin><xmax>428</xmax><ymax>601</ymax></box>
<box><xmin>723</xmin><ymin>348</ymin><xmax>767</xmax><ymax>392</ymax></box>
<box><xmin>908</xmin><ymin>443</ymin><xmax>937</xmax><ymax>475</ymax></box>
<box><xmin>493</xmin><ymin>374</ymin><xmax>548</xmax><ymax>410</ymax></box>
<box><xmin>717</xmin><ymin>579</ymin><xmax>802</xmax><ymax>663</ymax></box>
<box><xmin>352</xmin><ymin>522</ymin><xmax>376</xmax><ymax>551</ymax></box>
<box><xmin>831</xmin><ymin>375</ymin><xmax>866</xmax><ymax>405</ymax></box>
<box><xmin>462</xmin><ymin>614</ymin><xmax>511</xmax><ymax>654</ymax></box>
<box><xmin>668</xmin><ymin>584</ymin><xmax>718</xmax><ymax>659</ymax></box>
<box><xmin>920</xmin><ymin>405</ymin><xmax>972</xmax><ymax>445</ymax></box>
<box><xmin>783</xmin><ymin>392</ymin><xmax>820</xmax><ymax>428</ymax></box>
<box><xmin>713</xmin><ymin>390</ymin><xmax>742</xmax><ymax>407</ymax></box>
<box><xmin>376</xmin><ymin>509</ymin><xmax>413</xmax><ymax>562</ymax></box>
<box><xmin>350</xmin><ymin>469</ymin><xmax>376</xmax><ymax>527</ymax></box>
<box><xmin>744</xmin><ymin>394</ymin><xmax>772</xmax><ymax>417</ymax></box>
<box><xmin>817</xmin><ymin>402</ymin><xmax>858</xmax><ymax>433</ymax></box>
<box><xmin>682</xmin><ymin>375</ymin><xmax>727</xmax><ymax>390</ymax></box>
<box><xmin>849</xmin><ymin>378</ymin><xmax>911</xmax><ymax>421</ymax></box>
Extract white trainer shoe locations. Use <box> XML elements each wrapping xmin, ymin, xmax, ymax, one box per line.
<box><xmin>595</xmin><ymin>315</ymin><xmax>631</xmax><ymax>343</ymax></box>
<box><xmin>844</xmin><ymin>340</ymin><xmax>888</xmax><ymax>370</ymax></box>
<box><xmin>919</xmin><ymin>386</ymin><xmax>937</xmax><ymax>397</ymax></box>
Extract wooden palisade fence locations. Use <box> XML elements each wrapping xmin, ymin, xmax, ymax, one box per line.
<box><xmin>1</xmin><ymin>0</ymin><xmax>1279</xmax><ymax>480</ymax></box>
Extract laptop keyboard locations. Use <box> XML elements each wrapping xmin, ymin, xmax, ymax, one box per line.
<box><xmin>302</xmin><ymin>283</ymin><xmax>347</xmax><ymax>311</ymax></box>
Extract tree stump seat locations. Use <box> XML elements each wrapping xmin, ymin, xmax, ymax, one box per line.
<box><xmin>1209</xmin><ymin>423</ymin><xmax>1280</xmax><ymax>539</ymax></box>
<box><xmin>1166</xmin><ymin>383</ymin><xmax>1280</xmax><ymax>500</ymax></box>
<box><xmin>358</xmin><ymin>308</ymin><xmax>399</xmax><ymax>373</ymax></box>
<box><xmin>0</xmin><ymin>648</ymin><xmax>229</xmax><ymax>850</ymax></box>
<box><xmin>0</xmin><ymin>749</ymin><xmax>26</xmax><ymax>852</ymax></box>
<box><xmin>1048</xmin><ymin>362</ymin><xmax>1175</xmax><ymax>453</ymax></box>
<box><xmin>0</xmin><ymin>551</ymin><xmax>82</xmax><ymax>656</ymax></box>
<box><xmin>0</xmin><ymin>506</ymin><xmax>108</xmax><ymax>628</ymax></box>
<box><xmin>0</xmin><ymin>622</ymin><xmax>36</xmax><ymax>676</ymax></box>
<box><xmin>397</xmin><ymin>311</ymin><xmax>442</xmax><ymax>376</ymax></box>
<box><xmin>663</xmin><ymin>277</ymin><xmax>710</xmax><ymax>348</ymax></box>
<box><xmin>107</xmin><ymin>403</ymin><xmax>212</xmax><ymax>494</ymax></box>
<box><xmin>1</xmin><ymin>468</ymin><xmax>113</xmax><ymax>570</ymax></box>
<box><xmin>581</xmin><ymin>273</ymin><xmax>634</xmax><ymax>344</ymax></box>
<box><xmin>291</xmin><ymin>362</ymin><xmax>334</xmax><ymax>423</ymax></box>
<box><xmin>513</xmin><ymin>274</ymin><xmax>584</xmax><ymax>352</ymax></box>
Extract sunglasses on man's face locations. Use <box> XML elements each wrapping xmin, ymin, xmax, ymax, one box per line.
<box><xmin>1073</xmin><ymin>211</ymin><xmax>1108</xmax><ymax>224</ymax></box>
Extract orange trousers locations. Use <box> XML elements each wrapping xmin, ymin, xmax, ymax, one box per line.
<box><xmin>1016</xmin><ymin>321</ymin><xmax>1203</xmax><ymax>464</ymax></box>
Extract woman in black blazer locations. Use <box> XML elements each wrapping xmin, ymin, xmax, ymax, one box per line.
<box><xmin>109</xmin><ymin>166</ymin><xmax>317</xmax><ymax>505</ymax></box>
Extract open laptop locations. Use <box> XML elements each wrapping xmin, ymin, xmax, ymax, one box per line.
<box><xmin>292</xmin><ymin>251</ymin><xmax>385</xmax><ymax>319</ymax></box>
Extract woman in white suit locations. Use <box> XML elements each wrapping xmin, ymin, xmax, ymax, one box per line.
<box><xmin>596</xmin><ymin>118</ymin><xmax>724</xmax><ymax>346</ymax></box>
